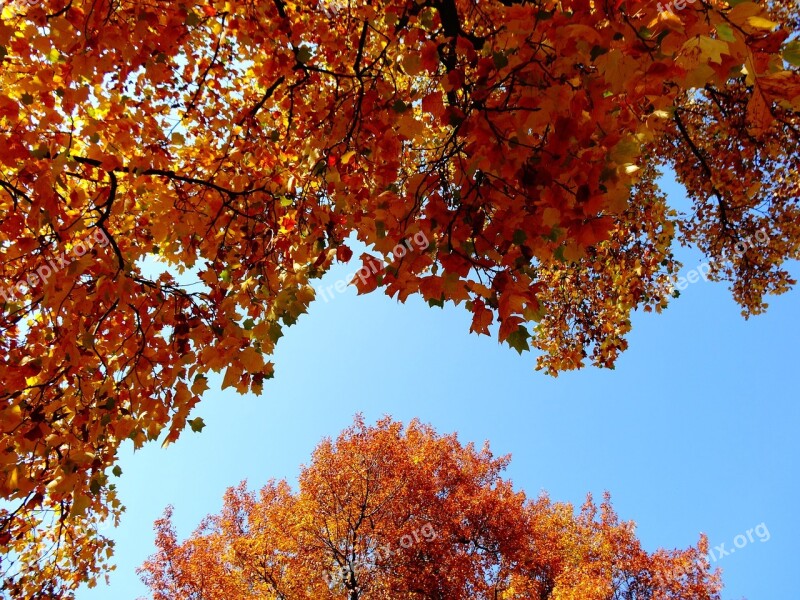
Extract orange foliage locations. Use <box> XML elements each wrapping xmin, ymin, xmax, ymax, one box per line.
<box><xmin>139</xmin><ymin>417</ymin><xmax>722</xmax><ymax>600</ymax></box>
<box><xmin>1</xmin><ymin>0</ymin><xmax>798</xmax><ymax>593</ymax></box>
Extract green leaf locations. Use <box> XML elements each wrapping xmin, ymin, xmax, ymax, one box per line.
<box><xmin>243</xmin><ymin>318</ymin><xmax>255</xmax><ymax>330</ymax></box>
<box><xmin>545</xmin><ymin>226</ymin><xmax>563</xmax><ymax>242</ymax></box>
<box><xmin>112</xmin><ymin>466</ymin><xmax>123</xmax><ymax>477</ymax></box>
<box><xmin>783</xmin><ymin>40</ymin><xmax>800</xmax><ymax>67</ymax></box>
<box><xmin>186</xmin><ymin>11</ymin><xmax>201</xmax><ymax>26</ymax></box>
<box><xmin>296</xmin><ymin>45</ymin><xmax>313</xmax><ymax>64</ymax></box>
<box><xmin>312</xmin><ymin>161</ymin><xmax>326</xmax><ymax>176</ymax></box>
<box><xmin>420</xmin><ymin>8</ymin><xmax>435</xmax><ymax>29</ymax></box>
<box><xmin>492</xmin><ymin>52</ymin><xmax>508</xmax><ymax>70</ymax></box>
<box><xmin>610</xmin><ymin>137</ymin><xmax>640</xmax><ymax>164</ymax></box>
<box><xmin>90</xmin><ymin>478</ymin><xmax>102</xmax><ymax>495</ymax></box>
<box><xmin>268</xmin><ymin>322</ymin><xmax>283</xmax><ymax>343</ymax></box>
<box><xmin>506</xmin><ymin>325</ymin><xmax>530</xmax><ymax>355</ymax></box>
<box><xmin>513</xmin><ymin>229</ymin><xmax>527</xmax><ymax>245</ymax></box>
<box><xmin>428</xmin><ymin>294</ymin><xmax>445</xmax><ymax>308</ymax></box>
<box><xmin>523</xmin><ymin>304</ymin><xmax>545</xmax><ymax>323</ymax></box>
<box><xmin>189</xmin><ymin>417</ymin><xmax>205</xmax><ymax>433</ymax></box>
<box><xmin>716</xmin><ymin>24</ymin><xmax>736</xmax><ymax>42</ymax></box>
<box><xmin>30</xmin><ymin>146</ymin><xmax>49</xmax><ymax>159</ymax></box>
<box><xmin>280</xmin><ymin>196</ymin><xmax>293</xmax><ymax>207</ymax></box>
<box><xmin>590</xmin><ymin>45</ymin><xmax>608</xmax><ymax>61</ymax></box>
<box><xmin>392</xmin><ymin>99</ymin><xmax>408</xmax><ymax>113</ymax></box>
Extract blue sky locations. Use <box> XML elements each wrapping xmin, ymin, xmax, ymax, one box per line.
<box><xmin>77</xmin><ymin>179</ymin><xmax>798</xmax><ymax>600</ymax></box>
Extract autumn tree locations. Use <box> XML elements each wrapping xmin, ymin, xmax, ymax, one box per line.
<box><xmin>1</xmin><ymin>0</ymin><xmax>799</xmax><ymax>594</ymax></box>
<box><xmin>138</xmin><ymin>416</ymin><xmax>721</xmax><ymax>600</ymax></box>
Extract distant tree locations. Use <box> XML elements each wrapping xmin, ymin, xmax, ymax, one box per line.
<box><xmin>1</xmin><ymin>0</ymin><xmax>798</xmax><ymax>594</ymax></box>
<box><xmin>139</xmin><ymin>417</ymin><xmax>721</xmax><ymax>600</ymax></box>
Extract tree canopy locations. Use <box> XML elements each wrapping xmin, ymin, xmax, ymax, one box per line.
<box><xmin>0</xmin><ymin>0</ymin><xmax>798</xmax><ymax>595</ymax></box>
<box><xmin>139</xmin><ymin>416</ymin><xmax>722</xmax><ymax>600</ymax></box>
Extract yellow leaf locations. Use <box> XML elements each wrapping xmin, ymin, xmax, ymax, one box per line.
<box><xmin>543</xmin><ymin>207</ymin><xmax>561</xmax><ymax>227</ymax></box>
<box><xmin>684</xmin><ymin>64</ymin><xmax>717</xmax><ymax>88</ymax></box>
<box><xmin>341</xmin><ymin>150</ymin><xmax>356</xmax><ymax>164</ymax></box>
<box><xmin>239</xmin><ymin>346</ymin><xmax>264</xmax><ymax>372</ymax></box>
<box><xmin>191</xmin><ymin>375</ymin><xmax>209</xmax><ymax>395</ymax></box>
<box><xmin>696</xmin><ymin>36</ymin><xmax>729</xmax><ymax>64</ymax></box>
<box><xmin>6</xmin><ymin>466</ymin><xmax>19</xmax><ymax>491</ymax></box>
<box><xmin>221</xmin><ymin>364</ymin><xmax>242</xmax><ymax>390</ymax></box>
<box><xmin>746</xmin><ymin>16</ymin><xmax>778</xmax><ymax>30</ymax></box>
<box><xmin>69</xmin><ymin>493</ymin><xmax>92</xmax><ymax>518</ymax></box>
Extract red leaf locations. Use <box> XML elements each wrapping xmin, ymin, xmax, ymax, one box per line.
<box><xmin>336</xmin><ymin>245</ymin><xmax>353</xmax><ymax>263</ymax></box>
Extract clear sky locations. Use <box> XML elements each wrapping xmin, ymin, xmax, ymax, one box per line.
<box><xmin>77</xmin><ymin>179</ymin><xmax>799</xmax><ymax>600</ymax></box>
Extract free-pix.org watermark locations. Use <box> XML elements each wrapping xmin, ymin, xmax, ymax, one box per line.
<box><xmin>653</xmin><ymin>521</ymin><xmax>770</xmax><ymax>587</ymax></box>
<box><xmin>316</xmin><ymin>231</ymin><xmax>429</xmax><ymax>303</ymax></box>
<box><xmin>656</xmin><ymin>0</ymin><xmax>699</xmax><ymax>15</ymax></box>
<box><xmin>324</xmin><ymin>523</ymin><xmax>437</xmax><ymax>586</ymax></box>
<box><xmin>1</xmin><ymin>228</ymin><xmax>110</xmax><ymax>304</ymax></box>
<box><xmin>673</xmin><ymin>228</ymin><xmax>768</xmax><ymax>293</ymax></box>
<box><xmin>708</xmin><ymin>521</ymin><xmax>770</xmax><ymax>562</ymax></box>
